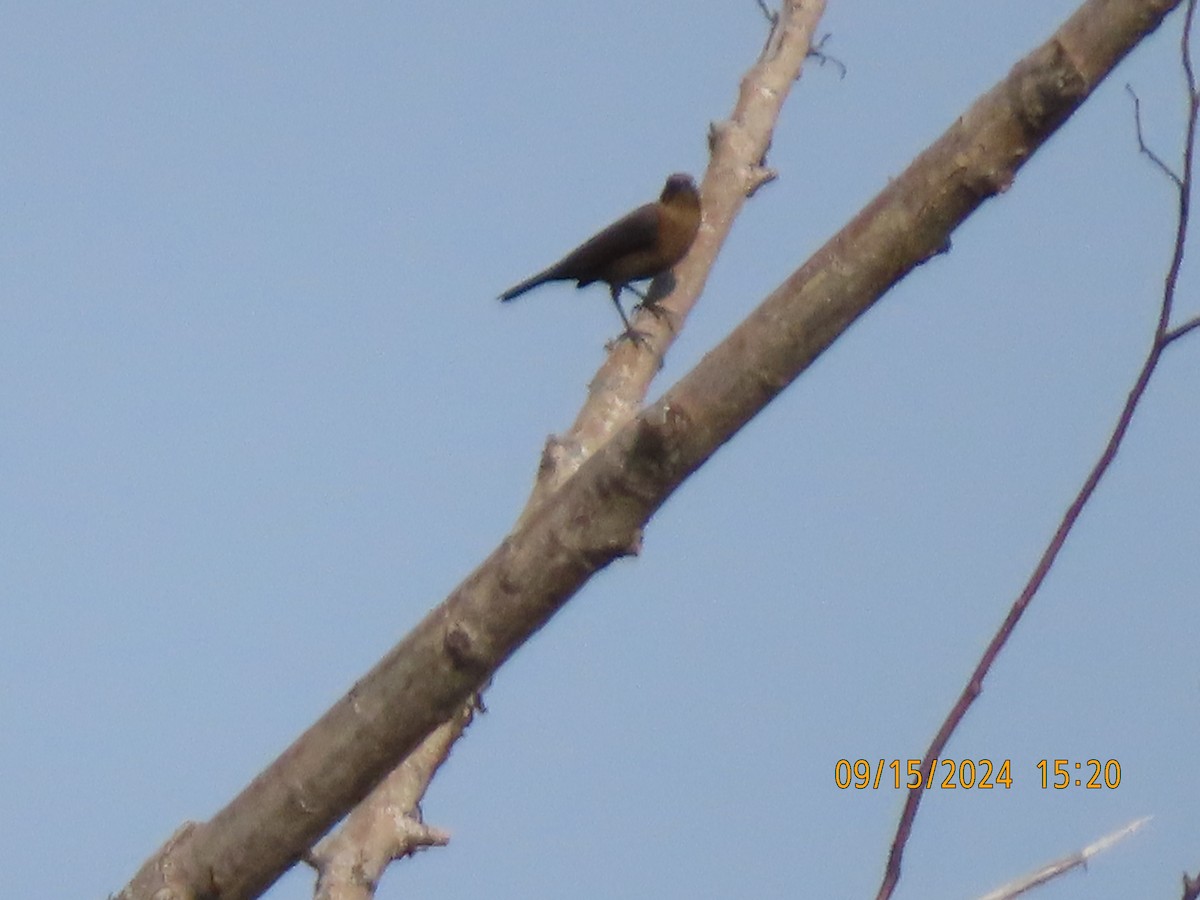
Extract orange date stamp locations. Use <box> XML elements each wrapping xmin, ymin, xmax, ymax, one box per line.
<box><xmin>833</xmin><ymin>758</ymin><xmax>1122</xmax><ymax>790</ymax></box>
<box><xmin>834</xmin><ymin>758</ymin><xmax>1014</xmax><ymax>790</ymax></box>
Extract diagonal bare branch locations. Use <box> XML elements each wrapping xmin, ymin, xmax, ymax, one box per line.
<box><xmin>118</xmin><ymin>2</ymin><xmax>1183</xmax><ymax>898</ymax></box>
<box><xmin>519</xmin><ymin>0</ymin><xmax>826</xmax><ymax>520</ymax></box>
<box><xmin>976</xmin><ymin>817</ymin><xmax>1152</xmax><ymax>900</ymax></box>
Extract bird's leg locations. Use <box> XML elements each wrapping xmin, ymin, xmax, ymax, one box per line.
<box><xmin>628</xmin><ymin>282</ymin><xmax>678</xmax><ymax>331</ymax></box>
<box><xmin>611</xmin><ymin>288</ymin><xmax>635</xmax><ymax>332</ymax></box>
<box><xmin>608</xmin><ymin>285</ymin><xmax>649</xmax><ymax>347</ymax></box>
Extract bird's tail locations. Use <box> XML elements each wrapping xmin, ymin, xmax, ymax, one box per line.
<box><xmin>498</xmin><ymin>266</ymin><xmax>557</xmax><ymax>302</ymax></box>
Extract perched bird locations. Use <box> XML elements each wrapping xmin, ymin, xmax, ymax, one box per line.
<box><xmin>499</xmin><ymin>173</ymin><xmax>702</xmax><ymax>336</ymax></box>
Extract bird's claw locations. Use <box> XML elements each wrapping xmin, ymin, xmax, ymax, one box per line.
<box><xmin>633</xmin><ymin>300</ymin><xmax>679</xmax><ymax>336</ymax></box>
<box><xmin>605</xmin><ymin>327</ymin><xmax>652</xmax><ymax>351</ymax></box>
<box><xmin>634</xmin><ymin>300</ymin><xmax>673</xmax><ymax>322</ymax></box>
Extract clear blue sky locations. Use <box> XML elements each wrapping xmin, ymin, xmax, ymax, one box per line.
<box><xmin>4</xmin><ymin>3</ymin><xmax>1199</xmax><ymax>898</ymax></box>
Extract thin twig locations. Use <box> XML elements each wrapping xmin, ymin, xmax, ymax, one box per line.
<box><xmin>1128</xmin><ymin>84</ymin><xmax>1183</xmax><ymax>183</ymax></box>
<box><xmin>1166</xmin><ymin>312</ymin><xmax>1200</xmax><ymax>341</ymax></box>
<box><xmin>976</xmin><ymin>817</ymin><xmax>1151</xmax><ymax>900</ymax></box>
<box><xmin>807</xmin><ymin>33</ymin><xmax>847</xmax><ymax>79</ymax></box>
<box><xmin>876</xmin><ymin>2</ymin><xmax>1200</xmax><ymax>898</ymax></box>
<box><xmin>1184</xmin><ymin>869</ymin><xmax>1200</xmax><ymax>900</ymax></box>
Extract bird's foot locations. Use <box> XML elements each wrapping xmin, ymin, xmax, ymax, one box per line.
<box><xmin>634</xmin><ymin>299</ymin><xmax>678</xmax><ymax>333</ymax></box>
<box><xmin>605</xmin><ymin>326</ymin><xmax>652</xmax><ymax>352</ymax></box>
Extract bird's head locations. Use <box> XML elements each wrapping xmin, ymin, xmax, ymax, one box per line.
<box><xmin>660</xmin><ymin>173</ymin><xmax>700</xmax><ymax>206</ymax></box>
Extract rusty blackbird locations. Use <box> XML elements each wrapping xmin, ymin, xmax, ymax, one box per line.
<box><xmin>499</xmin><ymin>173</ymin><xmax>702</xmax><ymax>336</ymax></box>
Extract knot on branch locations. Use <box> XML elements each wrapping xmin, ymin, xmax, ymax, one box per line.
<box><xmin>443</xmin><ymin>624</ymin><xmax>488</xmax><ymax>675</ymax></box>
<box><xmin>1007</xmin><ymin>40</ymin><xmax>1087</xmax><ymax>136</ymax></box>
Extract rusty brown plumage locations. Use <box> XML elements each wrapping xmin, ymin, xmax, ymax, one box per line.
<box><xmin>499</xmin><ymin>173</ymin><xmax>702</xmax><ymax>335</ymax></box>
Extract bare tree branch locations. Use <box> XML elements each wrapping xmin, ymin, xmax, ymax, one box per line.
<box><xmin>116</xmin><ymin>1</ymin><xmax>1182</xmax><ymax>898</ymax></box>
<box><xmin>519</xmin><ymin>0</ymin><xmax>826</xmax><ymax>520</ymax></box>
<box><xmin>1128</xmin><ymin>84</ymin><xmax>1184</xmax><ymax>182</ymax></box>
<box><xmin>877</xmin><ymin>2</ymin><xmax>1197</xmax><ymax>898</ymax></box>
<box><xmin>1184</xmin><ymin>868</ymin><xmax>1200</xmax><ymax>899</ymax></box>
<box><xmin>976</xmin><ymin>817</ymin><xmax>1151</xmax><ymax>900</ymax></box>
<box><xmin>306</xmin><ymin>2</ymin><xmax>828</xmax><ymax>895</ymax></box>
<box><xmin>304</xmin><ymin>700</ymin><xmax>475</xmax><ymax>900</ymax></box>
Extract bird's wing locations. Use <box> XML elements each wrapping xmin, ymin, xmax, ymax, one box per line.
<box><xmin>550</xmin><ymin>203</ymin><xmax>660</xmax><ymax>285</ymax></box>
